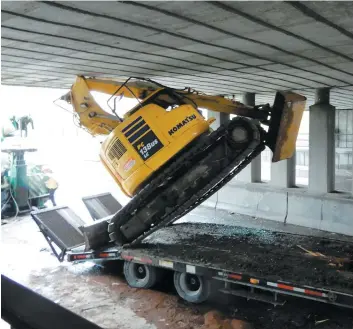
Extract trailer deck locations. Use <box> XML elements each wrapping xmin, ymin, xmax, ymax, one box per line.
<box><xmin>132</xmin><ymin>223</ymin><xmax>353</xmax><ymax>293</ymax></box>
<box><xmin>31</xmin><ymin>193</ymin><xmax>353</xmax><ymax>309</ymax></box>
<box><xmin>66</xmin><ymin>222</ymin><xmax>353</xmax><ymax>308</ymax></box>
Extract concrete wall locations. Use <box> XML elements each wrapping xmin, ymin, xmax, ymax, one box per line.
<box><xmin>201</xmin><ymin>182</ymin><xmax>353</xmax><ymax>236</ymax></box>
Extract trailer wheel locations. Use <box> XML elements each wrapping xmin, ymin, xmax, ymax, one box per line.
<box><xmin>173</xmin><ymin>271</ymin><xmax>211</xmax><ymax>303</ymax></box>
<box><xmin>123</xmin><ymin>261</ymin><xmax>160</xmax><ymax>289</ymax></box>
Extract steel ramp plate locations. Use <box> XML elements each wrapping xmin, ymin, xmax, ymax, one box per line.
<box><xmin>82</xmin><ymin>192</ymin><xmax>122</xmax><ymax>221</ymax></box>
<box><xmin>31</xmin><ymin>206</ymin><xmax>86</xmax><ymax>252</ymax></box>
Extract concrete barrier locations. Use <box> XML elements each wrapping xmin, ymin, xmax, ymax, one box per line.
<box><xmin>257</xmin><ymin>188</ymin><xmax>287</xmax><ymax>222</ymax></box>
<box><xmin>285</xmin><ymin>191</ymin><xmax>322</xmax><ymax>230</ymax></box>
<box><xmin>217</xmin><ymin>183</ymin><xmax>287</xmax><ymax>222</ymax></box>
<box><xmin>217</xmin><ymin>183</ymin><xmax>262</xmax><ymax>217</ymax></box>
<box><xmin>207</xmin><ymin>182</ymin><xmax>353</xmax><ymax>236</ymax></box>
<box><xmin>321</xmin><ymin>196</ymin><xmax>353</xmax><ymax>235</ymax></box>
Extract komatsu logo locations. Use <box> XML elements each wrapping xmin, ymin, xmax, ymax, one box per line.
<box><xmin>168</xmin><ymin>114</ymin><xmax>196</xmax><ymax>136</ymax></box>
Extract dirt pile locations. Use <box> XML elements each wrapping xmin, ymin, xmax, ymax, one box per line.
<box><xmin>203</xmin><ymin>310</ymin><xmax>253</xmax><ymax>329</ymax></box>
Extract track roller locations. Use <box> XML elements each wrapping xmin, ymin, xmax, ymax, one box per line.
<box><xmin>227</xmin><ymin>117</ymin><xmax>260</xmax><ymax>149</ymax></box>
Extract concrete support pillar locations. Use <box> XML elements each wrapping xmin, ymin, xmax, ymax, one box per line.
<box><xmin>243</xmin><ymin>92</ymin><xmax>255</xmax><ymax>107</ymax></box>
<box><xmin>237</xmin><ymin>93</ymin><xmax>261</xmax><ymax>182</ymax></box>
<box><xmin>270</xmin><ymin>153</ymin><xmax>296</xmax><ymax>187</ymax></box>
<box><xmin>308</xmin><ymin>88</ymin><xmax>335</xmax><ymax>193</ymax></box>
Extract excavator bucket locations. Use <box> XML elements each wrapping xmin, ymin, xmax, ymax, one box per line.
<box><xmin>267</xmin><ymin>92</ymin><xmax>306</xmax><ymax>162</ymax></box>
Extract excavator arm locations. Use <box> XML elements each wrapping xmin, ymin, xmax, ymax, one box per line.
<box><xmin>183</xmin><ymin>90</ymin><xmax>307</xmax><ymax>161</ymax></box>
<box><xmin>60</xmin><ymin>76</ymin><xmax>176</xmax><ymax>135</ymax></box>
<box><xmin>181</xmin><ymin>92</ymin><xmax>270</xmax><ymax>120</ymax></box>
<box><xmin>61</xmin><ymin>75</ymin><xmax>306</xmax><ymax>161</ymax></box>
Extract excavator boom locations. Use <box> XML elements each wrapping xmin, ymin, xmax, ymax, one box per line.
<box><xmin>180</xmin><ymin>90</ymin><xmax>306</xmax><ymax>161</ymax></box>
<box><xmin>61</xmin><ymin>76</ymin><xmax>306</xmax><ymax>161</ymax></box>
<box><xmin>60</xmin><ymin>76</ymin><xmax>164</xmax><ymax>136</ymax></box>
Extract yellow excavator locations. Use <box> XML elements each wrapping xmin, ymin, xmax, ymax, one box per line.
<box><xmin>59</xmin><ymin>75</ymin><xmax>306</xmax><ymax>248</ymax></box>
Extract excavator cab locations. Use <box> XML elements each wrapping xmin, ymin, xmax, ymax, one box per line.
<box><xmin>106</xmin><ymin>77</ymin><xmax>161</xmax><ymax>120</ymax></box>
<box><xmin>106</xmin><ymin>77</ymin><xmax>204</xmax><ymax>122</ymax></box>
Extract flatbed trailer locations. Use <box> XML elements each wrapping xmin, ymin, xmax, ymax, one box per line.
<box><xmin>31</xmin><ymin>193</ymin><xmax>353</xmax><ymax>309</ymax></box>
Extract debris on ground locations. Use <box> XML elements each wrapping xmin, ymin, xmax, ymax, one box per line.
<box><xmin>204</xmin><ymin>310</ymin><xmax>224</xmax><ymax>327</ymax></box>
<box><xmin>203</xmin><ymin>311</ymin><xmax>253</xmax><ymax>329</ymax></box>
<box><xmin>315</xmin><ymin>319</ymin><xmax>330</xmax><ymax>326</ymax></box>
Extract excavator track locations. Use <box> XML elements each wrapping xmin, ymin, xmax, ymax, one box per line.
<box><xmin>108</xmin><ymin>117</ymin><xmax>265</xmax><ymax>247</ymax></box>
<box><xmin>125</xmin><ymin>144</ymin><xmax>265</xmax><ymax>248</ymax></box>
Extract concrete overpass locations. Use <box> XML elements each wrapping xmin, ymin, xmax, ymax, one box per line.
<box><xmin>1</xmin><ymin>1</ymin><xmax>353</xmax><ymax>234</ymax></box>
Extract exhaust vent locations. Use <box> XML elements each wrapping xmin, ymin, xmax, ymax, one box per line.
<box><xmin>108</xmin><ymin>138</ymin><xmax>127</xmax><ymax>161</ymax></box>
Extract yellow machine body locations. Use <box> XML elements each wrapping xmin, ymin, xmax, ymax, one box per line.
<box><xmin>62</xmin><ymin>75</ymin><xmax>307</xmax><ymax>198</ymax></box>
<box><xmin>100</xmin><ymin>104</ymin><xmax>209</xmax><ymax>197</ymax></box>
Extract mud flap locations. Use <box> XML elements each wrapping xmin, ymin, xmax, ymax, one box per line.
<box><xmin>266</xmin><ymin>92</ymin><xmax>306</xmax><ymax>162</ymax></box>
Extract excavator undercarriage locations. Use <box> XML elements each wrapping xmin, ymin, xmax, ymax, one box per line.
<box><xmin>58</xmin><ymin>76</ymin><xmax>306</xmax><ymax>250</ymax></box>
<box><xmin>108</xmin><ymin>116</ymin><xmax>263</xmax><ymax>246</ymax></box>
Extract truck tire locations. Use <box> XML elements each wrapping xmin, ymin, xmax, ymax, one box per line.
<box><xmin>173</xmin><ymin>271</ymin><xmax>211</xmax><ymax>303</ymax></box>
<box><xmin>123</xmin><ymin>261</ymin><xmax>160</xmax><ymax>289</ymax></box>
